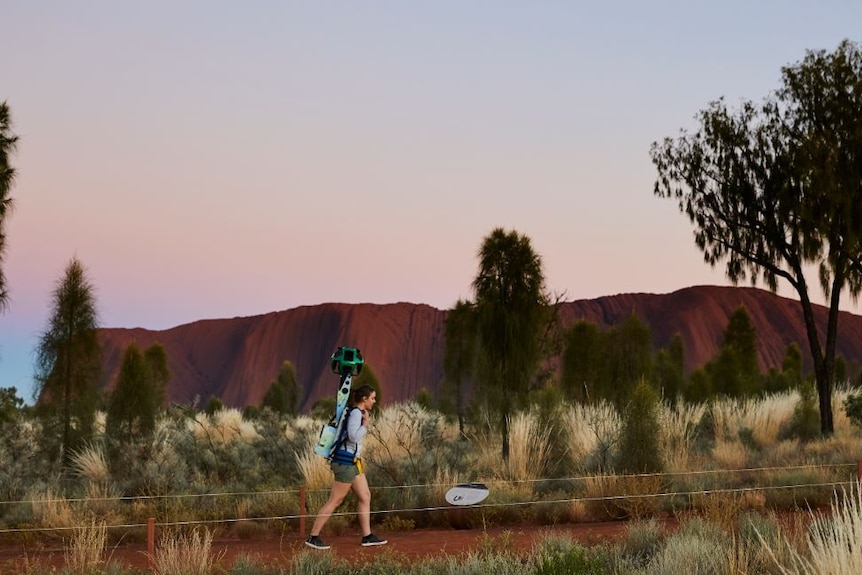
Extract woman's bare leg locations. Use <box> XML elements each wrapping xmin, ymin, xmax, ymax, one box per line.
<box><xmin>352</xmin><ymin>473</ymin><xmax>372</xmax><ymax>535</ymax></box>
<box><xmin>310</xmin><ymin>481</ymin><xmax>352</xmax><ymax>535</ymax></box>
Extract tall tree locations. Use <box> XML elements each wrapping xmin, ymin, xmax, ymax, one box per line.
<box><xmin>143</xmin><ymin>343</ymin><xmax>169</xmax><ymax>408</ymax></box>
<box><xmin>106</xmin><ymin>343</ymin><xmax>169</xmax><ymax>448</ymax></box>
<box><xmin>441</xmin><ymin>298</ymin><xmax>477</xmax><ymax>437</ymax></box>
<box><xmin>599</xmin><ymin>313</ymin><xmax>655</xmax><ymax>406</ymax></box>
<box><xmin>651</xmin><ymin>40</ymin><xmax>862</xmax><ymax>435</ymax></box>
<box><xmin>34</xmin><ymin>258</ymin><xmax>102</xmax><ymax>465</ymax></box>
<box><xmin>0</xmin><ymin>101</ymin><xmax>19</xmax><ymax>311</ymax></box>
<box><xmin>560</xmin><ymin>320</ymin><xmax>604</xmax><ymax>403</ymax></box>
<box><xmin>261</xmin><ymin>360</ymin><xmax>301</xmax><ymax>416</ymax></box>
<box><xmin>472</xmin><ymin>227</ymin><xmax>549</xmax><ymax>460</ymax></box>
<box><xmin>781</xmin><ymin>342</ymin><xmax>804</xmax><ymax>388</ymax></box>
<box><xmin>655</xmin><ymin>333</ymin><xmax>686</xmax><ymax>403</ymax></box>
<box><xmin>615</xmin><ymin>379</ymin><xmax>664</xmax><ymax>474</ymax></box>
<box><xmin>0</xmin><ymin>386</ymin><xmax>24</xmax><ymax>425</ymax></box>
<box><xmin>708</xmin><ymin>306</ymin><xmax>760</xmax><ymax>397</ymax></box>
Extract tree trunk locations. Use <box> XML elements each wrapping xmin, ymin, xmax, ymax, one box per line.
<box><xmin>501</xmin><ymin>409</ymin><xmax>510</xmax><ymax>461</ymax></box>
<box><xmin>818</xmin><ymin>266</ymin><xmax>846</xmax><ymax>436</ymax></box>
<box><xmin>796</xmin><ymin>283</ymin><xmax>834</xmax><ymax>436</ymax></box>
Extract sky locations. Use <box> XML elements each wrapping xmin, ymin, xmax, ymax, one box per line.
<box><xmin>2</xmin><ymin>1</ymin><xmax>861</xmax><ymax>402</ymax></box>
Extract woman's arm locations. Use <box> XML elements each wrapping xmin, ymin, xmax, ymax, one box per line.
<box><xmin>346</xmin><ymin>408</ymin><xmax>367</xmax><ymax>444</ymax></box>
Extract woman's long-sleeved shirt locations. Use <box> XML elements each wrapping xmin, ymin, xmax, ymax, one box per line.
<box><xmin>341</xmin><ymin>408</ymin><xmax>367</xmax><ymax>458</ymax></box>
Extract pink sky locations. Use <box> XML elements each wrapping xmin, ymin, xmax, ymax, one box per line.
<box><xmin>2</xmin><ymin>2</ymin><xmax>861</xmax><ymax>401</ymax></box>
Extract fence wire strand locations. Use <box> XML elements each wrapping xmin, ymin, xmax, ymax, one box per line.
<box><xmin>0</xmin><ymin>464</ymin><xmax>857</xmax><ymax>535</ymax></box>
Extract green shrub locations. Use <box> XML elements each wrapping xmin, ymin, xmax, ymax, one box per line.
<box><xmin>691</xmin><ymin>408</ymin><xmax>717</xmax><ymax>453</ymax></box>
<box><xmin>738</xmin><ymin>426</ymin><xmax>760</xmax><ymax>452</ymax></box>
<box><xmin>737</xmin><ymin>512</ymin><xmax>787</xmax><ymax>575</ymax></box>
<box><xmin>615</xmin><ymin>380</ymin><xmax>664</xmax><ymax>474</ymax></box>
<box><xmin>433</xmin><ymin>550</ymin><xmax>530</xmax><ymax>575</ymax></box>
<box><xmin>619</xmin><ymin>518</ymin><xmax>664</xmax><ymax>566</ymax></box>
<box><xmin>251</xmin><ymin>410</ymin><xmax>311</xmax><ymax>486</ymax></box>
<box><xmin>762</xmin><ymin>470</ymin><xmax>836</xmax><ymax>509</ymax></box>
<box><xmin>533</xmin><ymin>491</ymin><xmax>582</xmax><ymax>525</ymax></box>
<box><xmin>843</xmin><ymin>392</ymin><xmax>862</xmax><ymax>429</ymax></box>
<box><xmin>292</xmin><ymin>549</ymin><xmax>351</xmax><ymax>575</ymax></box>
<box><xmin>645</xmin><ymin>519</ymin><xmax>728</xmax><ymax>575</ymax></box>
<box><xmin>476</xmin><ymin>529</ymin><xmax>517</xmax><ymax>559</ymax></box>
<box><xmin>379</xmin><ymin>513</ymin><xmax>415</xmax><ymax>532</ymax></box>
<box><xmin>225</xmin><ymin>553</ymin><xmax>269</xmax><ymax>575</ymax></box>
<box><xmin>779</xmin><ymin>384</ymin><xmax>821</xmax><ymax>442</ymax></box>
<box><xmin>0</xmin><ymin>418</ymin><xmax>49</xmax><ymax>504</ymax></box>
<box><xmin>535</xmin><ymin>543</ymin><xmax>608</xmax><ymax>575</ymax></box>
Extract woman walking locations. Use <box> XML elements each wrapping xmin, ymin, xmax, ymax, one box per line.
<box><xmin>305</xmin><ymin>384</ymin><xmax>387</xmax><ymax>549</ymax></box>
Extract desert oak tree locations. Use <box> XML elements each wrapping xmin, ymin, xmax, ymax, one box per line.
<box><xmin>0</xmin><ymin>101</ymin><xmax>19</xmax><ymax>312</ymax></box>
<box><xmin>441</xmin><ymin>298</ymin><xmax>477</xmax><ymax>438</ymax></box>
<box><xmin>651</xmin><ymin>40</ymin><xmax>862</xmax><ymax>434</ymax></box>
<box><xmin>35</xmin><ymin>258</ymin><xmax>102</xmax><ymax>465</ymax></box>
<box><xmin>472</xmin><ymin>227</ymin><xmax>549</xmax><ymax>460</ymax></box>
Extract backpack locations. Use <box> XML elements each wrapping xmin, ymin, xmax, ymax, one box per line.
<box><xmin>328</xmin><ymin>407</ymin><xmax>359</xmax><ymax>464</ymax></box>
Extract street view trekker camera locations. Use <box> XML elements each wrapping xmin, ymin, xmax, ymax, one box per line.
<box><xmin>314</xmin><ymin>346</ymin><xmax>365</xmax><ymax>458</ymax></box>
<box><xmin>330</xmin><ymin>346</ymin><xmax>364</xmax><ymax>376</ymax></box>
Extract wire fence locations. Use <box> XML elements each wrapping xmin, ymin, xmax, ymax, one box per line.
<box><xmin>0</xmin><ymin>462</ymin><xmax>857</xmax><ymax>534</ymax></box>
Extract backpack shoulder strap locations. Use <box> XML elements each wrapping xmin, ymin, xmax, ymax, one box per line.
<box><xmin>331</xmin><ymin>407</ymin><xmax>357</xmax><ymax>455</ymax></box>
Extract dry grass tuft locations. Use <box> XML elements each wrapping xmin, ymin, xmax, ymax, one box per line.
<box><xmin>29</xmin><ymin>489</ymin><xmax>78</xmax><ymax>532</ymax></box>
<box><xmin>803</xmin><ymin>483</ymin><xmax>862</xmax><ymax>574</ymax></box>
<box><xmin>188</xmin><ymin>408</ymin><xmax>259</xmax><ymax>444</ymax></box>
<box><xmin>63</xmin><ymin>519</ymin><xmax>107</xmax><ymax>575</ymax></box>
<box><xmin>560</xmin><ymin>401</ymin><xmax>620</xmax><ymax>466</ymax></box>
<box><xmin>432</xmin><ymin>466</ymin><xmax>464</xmax><ymax>505</ymax></box>
<box><xmin>759</xmin><ymin>483</ymin><xmax>862</xmax><ymax>575</ymax></box>
<box><xmin>582</xmin><ymin>473</ymin><xmax>629</xmax><ymax>521</ymax></box>
<box><xmin>710</xmin><ymin>392</ymin><xmax>796</xmax><ymax>447</ymax></box>
<box><xmin>686</xmin><ymin>491</ymin><xmax>764</xmax><ymax>533</ymax></box>
<box><xmin>152</xmin><ymin>527</ymin><xmax>221</xmax><ymax>575</ymax></box>
<box><xmin>504</xmin><ymin>409</ymin><xmax>553</xmax><ymax>483</ymax></box>
<box><xmin>71</xmin><ymin>445</ymin><xmax>109</xmax><ymax>484</ymax></box>
<box><xmin>662</xmin><ymin>402</ymin><xmax>708</xmax><ymax>471</ymax></box>
<box><xmin>712</xmin><ymin>439</ymin><xmax>747</xmax><ymax>469</ymax></box>
<box><xmin>296</xmin><ymin>448</ymin><xmax>331</xmax><ymax>492</ymax></box>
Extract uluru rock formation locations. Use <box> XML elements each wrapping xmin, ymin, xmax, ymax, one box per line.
<box><xmin>96</xmin><ymin>285</ymin><xmax>862</xmax><ymax>410</ymax></box>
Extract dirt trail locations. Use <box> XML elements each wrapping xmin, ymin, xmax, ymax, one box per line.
<box><xmin>0</xmin><ymin>520</ymin><xmax>658</xmax><ymax>572</ymax></box>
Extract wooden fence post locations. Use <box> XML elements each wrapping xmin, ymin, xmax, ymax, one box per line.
<box><xmin>300</xmin><ymin>485</ymin><xmax>307</xmax><ymax>538</ymax></box>
<box><xmin>147</xmin><ymin>517</ymin><xmax>155</xmax><ymax>571</ymax></box>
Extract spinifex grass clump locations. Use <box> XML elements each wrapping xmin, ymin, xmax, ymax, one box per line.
<box><xmin>617</xmin><ymin>517</ymin><xmax>665</xmax><ymax>568</ymax></box>
<box><xmin>504</xmin><ymin>409</ymin><xmax>553</xmax><ymax>484</ymax></box>
<box><xmin>28</xmin><ymin>489</ymin><xmax>78</xmax><ymax>534</ymax></box>
<box><xmin>534</xmin><ymin>540</ymin><xmax>610</xmax><ymax>575</ymax></box>
<box><xmin>152</xmin><ymin>527</ymin><xmax>220</xmax><ymax>575</ymax></box>
<box><xmin>63</xmin><ymin>519</ymin><xmax>108</xmax><ymax>575</ymax></box>
<box><xmin>661</xmin><ymin>401</ymin><xmax>708</xmax><ymax>472</ymax></box>
<box><xmin>559</xmin><ymin>401</ymin><xmax>620</xmax><ymax>473</ymax></box>
<box><xmin>645</xmin><ymin>517</ymin><xmax>729</xmax><ymax>575</ymax></box>
<box><xmin>762</xmin><ymin>483</ymin><xmax>862</xmax><ymax>575</ymax></box>
<box><xmin>711</xmin><ymin>392</ymin><xmax>798</xmax><ymax>448</ymax></box>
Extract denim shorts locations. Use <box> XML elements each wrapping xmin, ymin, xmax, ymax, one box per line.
<box><xmin>331</xmin><ymin>461</ymin><xmax>359</xmax><ymax>483</ymax></box>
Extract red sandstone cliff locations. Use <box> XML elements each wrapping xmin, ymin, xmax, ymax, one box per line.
<box><xmin>99</xmin><ymin>303</ymin><xmax>447</xmax><ymax>411</ymax></box>
<box><xmin>97</xmin><ymin>286</ymin><xmax>862</xmax><ymax>410</ymax></box>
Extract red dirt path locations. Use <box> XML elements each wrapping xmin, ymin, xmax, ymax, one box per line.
<box><xmin>0</xmin><ymin>520</ymin><xmax>666</xmax><ymax>572</ymax></box>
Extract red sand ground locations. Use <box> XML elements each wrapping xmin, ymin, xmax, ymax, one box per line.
<box><xmin>0</xmin><ymin>519</ymin><xmax>665</xmax><ymax>572</ymax></box>
<box><xmin>0</xmin><ymin>509</ymin><xmax>821</xmax><ymax>573</ymax></box>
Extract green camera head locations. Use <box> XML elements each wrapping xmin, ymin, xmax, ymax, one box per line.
<box><xmin>330</xmin><ymin>346</ymin><xmax>364</xmax><ymax>376</ymax></box>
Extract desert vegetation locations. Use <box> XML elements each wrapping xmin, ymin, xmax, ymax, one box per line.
<box><xmin>2</xmin><ymin>32</ymin><xmax>862</xmax><ymax>575</ymax></box>
<box><xmin>1</xmin><ymin>386</ymin><xmax>862</xmax><ymax>573</ymax></box>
